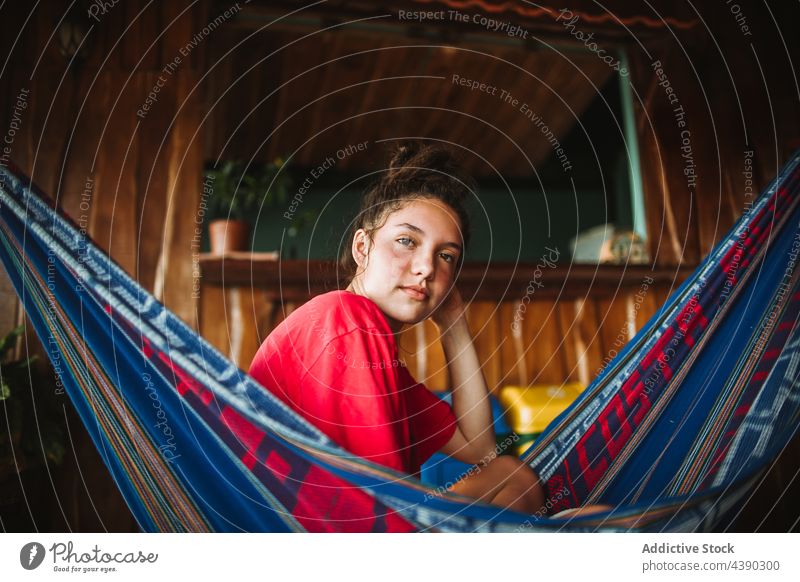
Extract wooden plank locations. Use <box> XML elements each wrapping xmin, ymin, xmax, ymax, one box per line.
<box><xmin>322</xmin><ymin>35</ymin><xmax>394</xmax><ymax>170</ymax></box>
<box><xmin>635</xmin><ymin>283</ymin><xmax>662</xmax><ymax>334</ymax></box>
<box><xmin>159</xmin><ymin>0</ymin><xmax>204</xmax><ymax>73</ymax></box>
<box><xmin>347</xmin><ymin>42</ymin><xmax>427</xmax><ymax>153</ymax></box>
<box><xmin>486</xmin><ymin>51</ymin><xmax>546</xmax><ymax>136</ymax></box>
<box><xmin>202</xmin><ymin>28</ymin><xmax>233</xmax><ymax>161</ymax></box>
<box><xmin>629</xmin><ymin>48</ymin><xmax>698</xmax><ymax>266</ymax></box>
<box><xmin>342</xmin><ymin>40</ymin><xmax>399</xmax><ymax>152</ymax></box>
<box><xmin>380</xmin><ymin>43</ymin><xmax>436</xmax><ymax>128</ymax></box>
<box><xmin>495</xmin><ymin>302</ymin><xmax>520</xmax><ymax>386</ymax></box>
<box><xmin>466</xmin><ymin>301</ymin><xmax>502</xmax><ymax>394</ymax></box>
<box><xmin>422</xmin><ymin>319</ymin><xmax>448</xmax><ymax>392</ymax></box>
<box><xmin>311</xmin><ymin>34</ymin><xmax>382</xmax><ymax>171</ymax></box>
<box><xmin>266</xmin><ymin>31</ymin><xmax>327</xmax><ymax>161</ymax></box>
<box><xmin>24</xmin><ymin>4</ymin><xmax>77</xmax><ymax>203</ymax></box>
<box><xmin>673</xmin><ymin>42</ymin><xmax>734</xmax><ymax>262</ymax></box>
<box><xmin>199</xmin><ymin>284</ymin><xmax>229</xmax><ymax>355</ymax></box>
<box><xmin>594</xmin><ymin>291</ymin><xmax>634</xmax><ymax>379</ymax></box>
<box><xmin>60</xmin><ymin>69</ymin><xmax>103</xmax><ymax>225</ymax></box>
<box><xmin>304</xmin><ymin>32</ymin><xmax>348</xmax><ymax>154</ymax></box>
<box><xmin>396</xmin><ymin>322</ymin><xmax>422</xmax><ymax>381</ymax></box>
<box><xmin>415</xmin><ymin>48</ymin><xmax>478</xmax><ymax>139</ymax></box>
<box><xmin>205</xmin><ymin>27</ymin><xmax>286</xmax><ymax>162</ymax></box>
<box><xmin>123</xmin><ymin>0</ymin><xmax>161</xmax><ymax>71</ymax></box>
<box><xmin>570</xmin><ymin>297</ymin><xmax>605</xmax><ymax>386</ymax></box>
<box><xmin>155</xmin><ymin>70</ymin><xmax>204</xmax><ymax>327</ymax></box>
<box><xmin>235</xmin><ymin>287</ymin><xmax>269</xmax><ymax>370</ymax></box>
<box><xmin>497</xmin><ymin>302</ymin><xmax>531</xmax><ymax>386</ymax></box>
<box><xmin>556</xmin><ymin>302</ymin><xmax>580</xmax><ymax>385</ymax></box>
<box><xmin>89</xmin><ymin>71</ymin><xmax>140</xmax><ymax>276</ymax></box>
<box><xmin>638</xmin><ymin>122</ymin><xmax>685</xmax><ymax>266</ymax></box>
<box><xmin>517</xmin><ymin>298</ymin><xmax>565</xmax><ymax>386</ymax></box>
<box><xmin>135</xmin><ymin>70</ymin><xmax>176</xmax><ymax>293</ymax></box>
<box><xmin>252</xmin><ymin>291</ymin><xmax>279</xmax><ymax>346</ymax></box>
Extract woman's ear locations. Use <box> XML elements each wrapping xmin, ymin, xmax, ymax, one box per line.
<box><xmin>351</xmin><ymin>228</ymin><xmax>370</xmax><ymax>267</ymax></box>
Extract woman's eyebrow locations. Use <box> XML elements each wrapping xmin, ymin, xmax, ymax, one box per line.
<box><xmin>395</xmin><ymin>222</ymin><xmax>424</xmax><ymax>234</ymax></box>
<box><xmin>394</xmin><ymin>222</ymin><xmax>462</xmax><ymax>251</ymax></box>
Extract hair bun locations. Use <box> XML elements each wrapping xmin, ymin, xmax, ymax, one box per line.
<box><xmin>385</xmin><ymin>141</ymin><xmax>467</xmax><ymax>185</ymax></box>
<box><xmin>387</xmin><ymin>141</ymin><xmax>422</xmax><ymax>178</ymax></box>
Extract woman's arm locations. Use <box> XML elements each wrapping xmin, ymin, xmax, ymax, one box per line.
<box><xmin>433</xmin><ymin>289</ymin><xmax>497</xmax><ymax>464</ymax></box>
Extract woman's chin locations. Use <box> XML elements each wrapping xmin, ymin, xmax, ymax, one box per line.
<box><xmin>386</xmin><ymin>305</ymin><xmax>431</xmax><ymax>327</ymax></box>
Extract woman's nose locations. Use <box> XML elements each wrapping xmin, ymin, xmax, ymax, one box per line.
<box><xmin>412</xmin><ymin>252</ymin><xmax>434</xmax><ymax>279</ymax></box>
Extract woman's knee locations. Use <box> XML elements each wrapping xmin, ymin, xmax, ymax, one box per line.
<box><xmin>485</xmin><ymin>456</ymin><xmax>545</xmax><ymax>513</ymax></box>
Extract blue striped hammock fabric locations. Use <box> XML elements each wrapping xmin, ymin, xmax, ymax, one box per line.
<box><xmin>0</xmin><ymin>154</ymin><xmax>798</xmax><ymax>532</ymax></box>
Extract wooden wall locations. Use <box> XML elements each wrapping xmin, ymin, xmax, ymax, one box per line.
<box><xmin>628</xmin><ymin>2</ymin><xmax>800</xmax><ymax>266</ymax></box>
<box><xmin>0</xmin><ymin>0</ymin><xmax>209</xmax><ymax>531</ymax></box>
<box><xmin>1</xmin><ymin>0</ymin><xmax>797</xmax><ymax>531</ymax></box>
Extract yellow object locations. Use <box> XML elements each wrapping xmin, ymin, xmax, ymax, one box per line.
<box><xmin>498</xmin><ymin>383</ymin><xmax>585</xmax><ymax>455</ymax></box>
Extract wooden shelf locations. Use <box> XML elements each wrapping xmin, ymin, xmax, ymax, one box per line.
<box><xmin>199</xmin><ymin>254</ymin><xmax>695</xmax><ymax>302</ymax></box>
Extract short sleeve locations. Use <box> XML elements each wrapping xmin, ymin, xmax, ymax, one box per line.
<box><xmin>298</xmin><ymin>328</ymin><xmax>414</xmax><ymax>473</ymax></box>
<box><xmin>398</xmin><ymin>366</ymin><xmax>457</xmax><ymax>468</ymax></box>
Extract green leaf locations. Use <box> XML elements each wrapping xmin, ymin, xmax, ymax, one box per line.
<box><xmin>44</xmin><ymin>438</ymin><xmax>66</xmax><ymax>465</ymax></box>
<box><xmin>0</xmin><ymin>325</ymin><xmax>24</xmax><ymax>359</ymax></box>
<box><xmin>0</xmin><ymin>382</ymin><xmax>10</xmax><ymax>400</ymax></box>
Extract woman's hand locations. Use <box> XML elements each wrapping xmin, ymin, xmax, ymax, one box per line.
<box><xmin>432</xmin><ymin>285</ymin><xmax>467</xmax><ymax>331</ymax></box>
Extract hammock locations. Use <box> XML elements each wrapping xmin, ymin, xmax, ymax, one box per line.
<box><xmin>1</xmin><ymin>154</ymin><xmax>799</xmax><ymax>532</ymax></box>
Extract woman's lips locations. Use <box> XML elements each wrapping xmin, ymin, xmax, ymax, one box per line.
<box><xmin>401</xmin><ymin>286</ymin><xmax>428</xmax><ymax>301</ymax></box>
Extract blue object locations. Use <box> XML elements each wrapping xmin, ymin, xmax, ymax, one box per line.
<box><xmin>420</xmin><ymin>394</ymin><xmax>512</xmax><ymax>488</ymax></box>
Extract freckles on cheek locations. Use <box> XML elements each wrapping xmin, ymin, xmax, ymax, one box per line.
<box><xmin>390</xmin><ymin>260</ymin><xmax>406</xmax><ymax>279</ymax></box>
<box><xmin>388</xmin><ymin>250</ymin><xmax>410</xmax><ymax>274</ymax></box>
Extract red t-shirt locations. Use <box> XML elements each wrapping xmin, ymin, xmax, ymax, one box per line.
<box><xmin>248</xmin><ymin>290</ymin><xmax>457</xmax><ymax>475</ymax></box>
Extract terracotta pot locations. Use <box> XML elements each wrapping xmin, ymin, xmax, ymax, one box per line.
<box><xmin>208</xmin><ymin>219</ymin><xmax>249</xmax><ymax>255</ymax></box>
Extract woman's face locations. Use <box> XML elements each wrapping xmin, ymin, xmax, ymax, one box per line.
<box><xmin>348</xmin><ymin>198</ymin><xmax>463</xmax><ymax>332</ymax></box>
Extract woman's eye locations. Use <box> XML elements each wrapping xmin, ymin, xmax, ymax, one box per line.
<box><xmin>397</xmin><ymin>237</ymin><xmax>414</xmax><ymax>247</ymax></box>
<box><xmin>439</xmin><ymin>252</ymin><xmax>456</xmax><ymax>264</ymax></box>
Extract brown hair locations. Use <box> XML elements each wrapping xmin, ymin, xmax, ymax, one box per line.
<box><xmin>339</xmin><ymin>142</ymin><xmax>475</xmax><ymax>284</ymax></box>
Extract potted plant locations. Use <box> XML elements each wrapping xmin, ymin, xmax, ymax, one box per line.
<box><xmin>204</xmin><ymin>158</ymin><xmax>292</xmax><ymax>255</ymax></box>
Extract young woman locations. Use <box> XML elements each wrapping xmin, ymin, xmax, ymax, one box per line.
<box><xmin>249</xmin><ymin>142</ymin><xmax>545</xmax><ymax>514</ymax></box>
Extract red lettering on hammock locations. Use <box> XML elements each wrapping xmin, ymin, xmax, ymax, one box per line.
<box><xmin>576</xmin><ymin>425</ymin><xmax>609</xmax><ymax>488</ymax></box>
<box><xmin>631</xmin><ymin>390</ymin><xmax>652</xmax><ymax>426</ymax></box>
<box><xmin>603</xmin><ymin>395</ymin><xmax>634</xmax><ymax>458</ymax></box>
<box><xmin>220</xmin><ymin>406</ymin><xmax>265</xmax><ymax>452</ymax></box>
<box><xmin>241</xmin><ymin>450</ymin><xmax>258</xmax><ymax>469</ymax></box>
<box><xmin>622</xmin><ymin>371</ymin><xmax>641</xmax><ymax>407</ymax></box>
<box><xmin>141</xmin><ymin>336</ymin><xmax>155</xmax><ymax>359</ymax></box>
<box><xmin>157</xmin><ymin>352</ymin><xmax>211</xmax><ymax>403</ymax></box>
<box><xmin>265</xmin><ymin>451</ymin><xmax>292</xmax><ymax>483</ymax></box>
